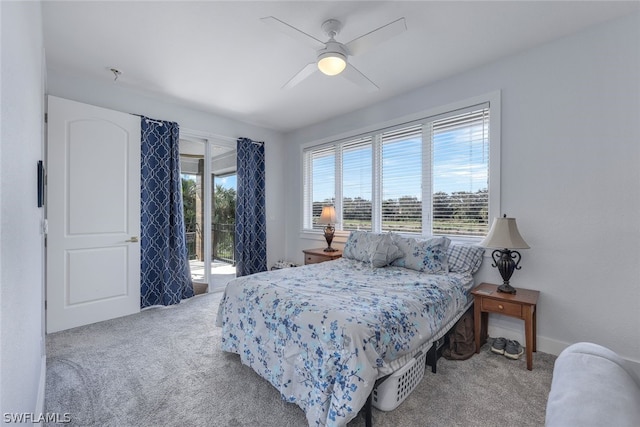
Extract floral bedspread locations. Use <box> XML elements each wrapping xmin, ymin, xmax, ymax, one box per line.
<box><xmin>215</xmin><ymin>258</ymin><xmax>472</xmax><ymax>427</ymax></box>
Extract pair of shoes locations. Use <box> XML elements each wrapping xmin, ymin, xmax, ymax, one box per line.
<box><xmin>491</xmin><ymin>337</ymin><xmax>507</xmax><ymax>354</ymax></box>
<box><xmin>490</xmin><ymin>337</ymin><xmax>524</xmax><ymax>360</ymax></box>
<box><xmin>504</xmin><ymin>340</ymin><xmax>524</xmax><ymax>360</ymax></box>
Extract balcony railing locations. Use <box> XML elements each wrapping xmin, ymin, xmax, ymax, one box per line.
<box><xmin>213</xmin><ymin>223</ymin><xmax>235</xmax><ymax>264</ymax></box>
<box><xmin>185</xmin><ymin>223</ymin><xmax>235</xmax><ymax>264</ymax></box>
<box><xmin>186</xmin><ymin>231</ymin><xmax>198</xmax><ymax>260</ymax></box>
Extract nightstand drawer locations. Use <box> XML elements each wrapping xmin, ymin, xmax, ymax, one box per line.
<box><xmin>302</xmin><ymin>248</ymin><xmax>343</xmax><ymax>265</ymax></box>
<box><xmin>481</xmin><ymin>298</ymin><xmax>522</xmax><ymax>317</ymax></box>
<box><xmin>305</xmin><ymin>253</ymin><xmax>327</xmax><ymax>264</ymax></box>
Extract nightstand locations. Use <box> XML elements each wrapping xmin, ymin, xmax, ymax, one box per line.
<box><xmin>302</xmin><ymin>248</ymin><xmax>343</xmax><ymax>265</ymax></box>
<box><xmin>471</xmin><ymin>282</ymin><xmax>540</xmax><ymax>370</ymax></box>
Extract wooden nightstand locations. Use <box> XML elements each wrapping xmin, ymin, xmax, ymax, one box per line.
<box><xmin>302</xmin><ymin>248</ymin><xmax>343</xmax><ymax>265</ymax></box>
<box><xmin>471</xmin><ymin>282</ymin><xmax>540</xmax><ymax>370</ymax></box>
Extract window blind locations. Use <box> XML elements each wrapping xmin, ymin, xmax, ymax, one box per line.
<box><xmin>306</xmin><ymin>146</ymin><xmax>336</xmax><ymax>229</ymax></box>
<box><xmin>341</xmin><ymin>138</ymin><xmax>373</xmax><ymax>231</ymax></box>
<box><xmin>432</xmin><ymin>108</ymin><xmax>489</xmax><ymax>236</ymax></box>
<box><xmin>381</xmin><ymin>125</ymin><xmax>423</xmax><ymax>233</ymax></box>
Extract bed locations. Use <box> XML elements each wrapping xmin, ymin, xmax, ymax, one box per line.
<box><xmin>216</xmin><ymin>231</ymin><xmax>484</xmax><ymax>427</ymax></box>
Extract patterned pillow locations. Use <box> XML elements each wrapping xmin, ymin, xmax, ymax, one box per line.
<box><xmin>391</xmin><ymin>234</ymin><xmax>451</xmax><ymax>273</ymax></box>
<box><xmin>367</xmin><ymin>233</ymin><xmax>403</xmax><ymax>268</ymax></box>
<box><xmin>447</xmin><ymin>244</ymin><xmax>485</xmax><ymax>274</ymax></box>
<box><xmin>343</xmin><ymin>230</ymin><xmax>377</xmax><ymax>262</ymax></box>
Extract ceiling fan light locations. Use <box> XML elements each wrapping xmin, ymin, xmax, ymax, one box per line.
<box><xmin>317</xmin><ymin>52</ymin><xmax>347</xmax><ymax>76</ymax></box>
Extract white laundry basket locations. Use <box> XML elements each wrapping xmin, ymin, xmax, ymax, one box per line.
<box><xmin>372</xmin><ymin>350</ymin><xmax>426</xmax><ymax>411</ymax></box>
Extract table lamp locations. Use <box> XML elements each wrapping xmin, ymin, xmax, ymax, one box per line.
<box><xmin>480</xmin><ymin>215</ymin><xmax>530</xmax><ymax>294</ymax></box>
<box><xmin>317</xmin><ymin>206</ymin><xmax>337</xmax><ymax>252</ymax></box>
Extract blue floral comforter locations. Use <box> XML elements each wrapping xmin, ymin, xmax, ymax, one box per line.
<box><xmin>215</xmin><ymin>258</ymin><xmax>472</xmax><ymax>427</ymax></box>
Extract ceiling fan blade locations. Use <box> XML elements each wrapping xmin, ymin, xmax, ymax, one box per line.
<box><xmin>282</xmin><ymin>62</ymin><xmax>318</xmax><ymax>89</ymax></box>
<box><xmin>346</xmin><ymin>18</ymin><xmax>407</xmax><ymax>56</ymax></box>
<box><xmin>261</xmin><ymin>16</ymin><xmax>326</xmax><ymax>50</ymax></box>
<box><xmin>341</xmin><ymin>63</ymin><xmax>379</xmax><ymax>92</ymax></box>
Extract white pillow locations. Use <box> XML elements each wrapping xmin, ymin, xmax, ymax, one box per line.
<box><xmin>367</xmin><ymin>233</ymin><xmax>403</xmax><ymax>268</ymax></box>
<box><xmin>391</xmin><ymin>234</ymin><xmax>451</xmax><ymax>273</ymax></box>
<box><xmin>343</xmin><ymin>230</ymin><xmax>377</xmax><ymax>262</ymax></box>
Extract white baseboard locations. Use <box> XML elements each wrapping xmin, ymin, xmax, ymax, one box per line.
<box><xmin>487</xmin><ymin>323</ymin><xmax>640</xmax><ymax>378</ymax></box>
<box><xmin>488</xmin><ymin>324</ymin><xmax>566</xmax><ymax>356</ymax></box>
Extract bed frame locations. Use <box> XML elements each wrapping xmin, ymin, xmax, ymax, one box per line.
<box><xmin>361</xmin><ymin>302</ymin><xmax>473</xmax><ymax>427</ymax></box>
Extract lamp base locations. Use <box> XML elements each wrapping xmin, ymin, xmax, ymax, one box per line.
<box><xmin>323</xmin><ymin>225</ymin><xmax>336</xmax><ymax>253</ymax></box>
<box><xmin>497</xmin><ymin>283</ymin><xmax>517</xmax><ymax>294</ymax></box>
<box><xmin>491</xmin><ymin>249</ymin><xmax>522</xmax><ymax>295</ymax></box>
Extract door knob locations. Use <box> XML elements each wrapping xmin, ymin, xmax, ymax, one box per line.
<box><xmin>125</xmin><ymin>236</ymin><xmax>139</xmax><ymax>243</ymax></box>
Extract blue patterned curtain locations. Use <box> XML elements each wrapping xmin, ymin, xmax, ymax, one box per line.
<box><xmin>235</xmin><ymin>137</ymin><xmax>267</xmax><ymax>277</ymax></box>
<box><xmin>140</xmin><ymin>117</ymin><xmax>193</xmax><ymax>308</ymax></box>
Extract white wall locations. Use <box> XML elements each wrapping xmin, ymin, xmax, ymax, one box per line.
<box><xmin>0</xmin><ymin>0</ymin><xmax>47</xmax><ymax>418</ymax></box>
<box><xmin>46</xmin><ymin>70</ymin><xmax>287</xmax><ymax>268</ymax></box>
<box><xmin>283</xmin><ymin>13</ymin><xmax>640</xmax><ymax>367</ymax></box>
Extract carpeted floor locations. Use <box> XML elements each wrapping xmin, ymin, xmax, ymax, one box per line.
<box><xmin>45</xmin><ymin>291</ymin><xmax>555</xmax><ymax>426</ymax></box>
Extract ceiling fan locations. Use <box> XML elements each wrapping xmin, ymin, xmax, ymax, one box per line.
<box><xmin>261</xmin><ymin>16</ymin><xmax>407</xmax><ymax>92</ymax></box>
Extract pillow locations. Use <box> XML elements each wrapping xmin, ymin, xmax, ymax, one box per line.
<box><xmin>367</xmin><ymin>233</ymin><xmax>403</xmax><ymax>268</ymax></box>
<box><xmin>343</xmin><ymin>230</ymin><xmax>377</xmax><ymax>262</ymax></box>
<box><xmin>447</xmin><ymin>244</ymin><xmax>485</xmax><ymax>274</ymax></box>
<box><xmin>391</xmin><ymin>234</ymin><xmax>451</xmax><ymax>273</ymax></box>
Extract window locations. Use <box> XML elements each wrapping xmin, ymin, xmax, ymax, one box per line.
<box><xmin>342</xmin><ymin>138</ymin><xmax>372</xmax><ymax>231</ymax></box>
<box><xmin>431</xmin><ymin>109</ymin><xmax>489</xmax><ymax>236</ymax></box>
<box><xmin>304</xmin><ymin>146</ymin><xmax>335</xmax><ymax>230</ymax></box>
<box><xmin>381</xmin><ymin>125</ymin><xmax>423</xmax><ymax>233</ymax></box>
<box><xmin>303</xmin><ymin>98</ymin><xmax>496</xmax><ymax>239</ymax></box>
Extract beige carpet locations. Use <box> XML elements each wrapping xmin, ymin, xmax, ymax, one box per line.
<box><xmin>45</xmin><ymin>291</ymin><xmax>555</xmax><ymax>426</ymax></box>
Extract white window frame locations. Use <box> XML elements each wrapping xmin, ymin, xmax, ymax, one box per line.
<box><xmin>300</xmin><ymin>91</ymin><xmax>501</xmax><ymax>244</ymax></box>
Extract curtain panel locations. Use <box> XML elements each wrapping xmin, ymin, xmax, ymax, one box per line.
<box><xmin>235</xmin><ymin>137</ymin><xmax>267</xmax><ymax>277</ymax></box>
<box><xmin>140</xmin><ymin>117</ymin><xmax>193</xmax><ymax>308</ymax></box>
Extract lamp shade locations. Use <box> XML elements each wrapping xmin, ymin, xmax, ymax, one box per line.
<box><xmin>317</xmin><ymin>52</ymin><xmax>346</xmax><ymax>76</ymax></box>
<box><xmin>480</xmin><ymin>217</ymin><xmax>530</xmax><ymax>249</ymax></box>
<box><xmin>317</xmin><ymin>206</ymin><xmax>336</xmax><ymax>224</ymax></box>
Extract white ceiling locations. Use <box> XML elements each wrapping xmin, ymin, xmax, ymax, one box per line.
<box><xmin>42</xmin><ymin>1</ymin><xmax>640</xmax><ymax>133</ymax></box>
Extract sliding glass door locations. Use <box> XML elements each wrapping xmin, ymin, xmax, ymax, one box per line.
<box><xmin>212</xmin><ymin>173</ymin><xmax>236</xmax><ymax>264</ymax></box>
<box><xmin>180</xmin><ymin>136</ymin><xmax>236</xmax><ymax>293</ymax></box>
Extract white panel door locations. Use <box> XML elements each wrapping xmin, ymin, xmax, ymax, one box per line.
<box><xmin>46</xmin><ymin>96</ymin><xmax>141</xmax><ymax>333</ymax></box>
